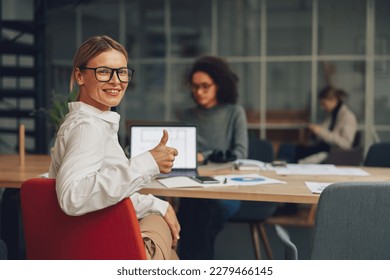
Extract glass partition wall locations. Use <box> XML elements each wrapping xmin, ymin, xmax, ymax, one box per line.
<box><xmin>47</xmin><ymin>0</ymin><xmax>390</xmax><ymax>152</ymax></box>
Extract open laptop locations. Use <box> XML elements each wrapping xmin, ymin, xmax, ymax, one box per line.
<box><xmin>129</xmin><ymin>124</ymin><xmax>198</xmax><ymax>177</ymax></box>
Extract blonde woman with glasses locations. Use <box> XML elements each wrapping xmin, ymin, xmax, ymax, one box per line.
<box><xmin>49</xmin><ymin>35</ymin><xmax>180</xmax><ymax>260</ymax></box>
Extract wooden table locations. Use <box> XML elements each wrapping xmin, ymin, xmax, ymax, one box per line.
<box><xmin>140</xmin><ymin>163</ymin><xmax>390</xmax><ymax>204</ymax></box>
<box><xmin>0</xmin><ymin>154</ymin><xmax>51</xmax><ymax>188</ymax></box>
<box><xmin>1</xmin><ymin>154</ymin><xmax>389</xmax><ymax>204</ymax></box>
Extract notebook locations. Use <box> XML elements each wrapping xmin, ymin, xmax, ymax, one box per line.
<box><xmin>129</xmin><ymin>124</ymin><xmax>198</xmax><ymax>177</ymax></box>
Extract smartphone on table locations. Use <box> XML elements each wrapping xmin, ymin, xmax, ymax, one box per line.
<box><xmin>191</xmin><ymin>176</ymin><xmax>220</xmax><ymax>184</ymax></box>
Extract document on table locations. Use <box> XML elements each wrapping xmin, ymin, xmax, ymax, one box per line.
<box><xmin>305</xmin><ymin>181</ymin><xmax>332</xmax><ymax>194</ymax></box>
<box><xmin>157</xmin><ymin>174</ymin><xmax>286</xmax><ymax>188</ymax></box>
<box><xmin>40</xmin><ymin>172</ymin><xmax>49</xmax><ymax>178</ymax></box>
<box><xmin>276</xmin><ymin>164</ymin><xmax>370</xmax><ymax>176</ymax></box>
<box><xmin>216</xmin><ymin>174</ymin><xmax>286</xmax><ymax>186</ymax></box>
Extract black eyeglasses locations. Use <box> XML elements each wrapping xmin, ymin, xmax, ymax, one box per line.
<box><xmin>190</xmin><ymin>82</ymin><xmax>215</xmax><ymax>92</ymax></box>
<box><xmin>79</xmin><ymin>66</ymin><xmax>135</xmax><ymax>83</ymax></box>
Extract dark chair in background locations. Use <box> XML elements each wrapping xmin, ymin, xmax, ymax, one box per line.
<box><xmin>322</xmin><ymin>131</ymin><xmax>363</xmax><ymax>166</ymax></box>
<box><xmin>228</xmin><ymin>138</ymin><xmax>278</xmax><ymax>259</ymax></box>
<box><xmin>247</xmin><ymin>138</ymin><xmax>274</xmax><ymax>163</ymax></box>
<box><xmin>363</xmin><ymin>142</ymin><xmax>390</xmax><ymax>167</ymax></box>
<box><xmin>277</xmin><ymin>182</ymin><xmax>390</xmax><ymax>259</ymax></box>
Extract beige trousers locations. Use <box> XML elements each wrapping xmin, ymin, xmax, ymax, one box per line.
<box><xmin>139</xmin><ymin>214</ymin><xmax>179</xmax><ymax>260</ymax></box>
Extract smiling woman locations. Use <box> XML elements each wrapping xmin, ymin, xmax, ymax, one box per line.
<box><xmin>48</xmin><ymin>35</ymin><xmax>180</xmax><ymax>260</ymax></box>
<box><xmin>75</xmin><ymin>49</ymin><xmax>129</xmax><ymax>111</ymax></box>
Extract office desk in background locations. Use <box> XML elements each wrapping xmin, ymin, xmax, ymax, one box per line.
<box><xmin>141</xmin><ymin>163</ymin><xmax>390</xmax><ymax>204</ymax></box>
<box><xmin>246</xmin><ymin>109</ymin><xmax>310</xmax><ymax>150</ymax></box>
<box><xmin>0</xmin><ymin>154</ymin><xmax>50</xmax><ymax>188</ymax></box>
<box><xmin>3</xmin><ymin>155</ymin><xmax>388</xmax><ymax>204</ymax></box>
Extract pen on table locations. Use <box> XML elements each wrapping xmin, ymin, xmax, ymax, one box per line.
<box><xmin>223</xmin><ymin>178</ymin><xmax>227</xmax><ymax>184</ymax></box>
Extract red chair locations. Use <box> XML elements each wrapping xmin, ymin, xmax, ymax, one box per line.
<box><xmin>20</xmin><ymin>178</ymin><xmax>146</xmax><ymax>260</ymax></box>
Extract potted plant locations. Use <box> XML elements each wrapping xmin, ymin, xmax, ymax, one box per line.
<box><xmin>43</xmin><ymin>89</ymin><xmax>77</xmax><ymax>152</ymax></box>
<box><xmin>47</xmin><ymin>89</ymin><xmax>77</xmax><ymax>132</ymax></box>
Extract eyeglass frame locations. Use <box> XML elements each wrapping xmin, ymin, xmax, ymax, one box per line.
<box><xmin>79</xmin><ymin>66</ymin><xmax>135</xmax><ymax>83</ymax></box>
<box><xmin>190</xmin><ymin>82</ymin><xmax>215</xmax><ymax>92</ymax></box>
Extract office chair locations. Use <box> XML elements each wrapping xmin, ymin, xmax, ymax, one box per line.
<box><xmin>322</xmin><ymin>132</ymin><xmax>363</xmax><ymax>166</ymax></box>
<box><xmin>228</xmin><ymin>138</ymin><xmax>278</xmax><ymax>259</ymax></box>
<box><xmin>247</xmin><ymin>138</ymin><xmax>274</xmax><ymax>163</ymax></box>
<box><xmin>277</xmin><ymin>181</ymin><xmax>390</xmax><ymax>259</ymax></box>
<box><xmin>274</xmin><ymin>225</ymin><xmax>298</xmax><ymax>260</ymax></box>
<box><xmin>20</xmin><ymin>178</ymin><xmax>146</xmax><ymax>260</ymax></box>
<box><xmin>363</xmin><ymin>142</ymin><xmax>390</xmax><ymax>167</ymax></box>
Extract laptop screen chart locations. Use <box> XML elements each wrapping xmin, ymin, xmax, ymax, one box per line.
<box><xmin>130</xmin><ymin>126</ymin><xmax>197</xmax><ymax>169</ymax></box>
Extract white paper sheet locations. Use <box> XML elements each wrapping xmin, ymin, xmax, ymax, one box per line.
<box><xmin>276</xmin><ymin>164</ymin><xmax>370</xmax><ymax>176</ymax></box>
<box><xmin>39</xmin><ymin>172</ymin><xmax>49</xmax><ymax>178</ymax></box>
<box><xmin>305</xmin><ymin>181</ymin><xmax>333</xmax><ymax>194</ymax></box>
<box><xmin>157</xmin><ymin>174</ymin><xmax>286</xmax><ymax>188</ymax></box>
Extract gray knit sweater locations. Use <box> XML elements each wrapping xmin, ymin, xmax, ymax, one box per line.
<box><xmin>179</xmin><ymin>104</ymin><xmax>248</xmax><ymax>160</ymax></box>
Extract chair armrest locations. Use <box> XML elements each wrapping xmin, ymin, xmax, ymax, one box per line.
<box><xmin>274</xmin><ymin>225</ymin><xmax>298</xmax><ymax>260</ymax></box>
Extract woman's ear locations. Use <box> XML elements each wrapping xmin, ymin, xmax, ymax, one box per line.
<box><xmin>75</xmin><ymin>68</ymin><xmax>84</xmax><ymax>86</ymax></box>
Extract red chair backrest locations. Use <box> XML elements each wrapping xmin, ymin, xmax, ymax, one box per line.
<box><xmin>20</xmin><ymin>178</ymin><xmax>146</xmax><ymax>260</ymax></box>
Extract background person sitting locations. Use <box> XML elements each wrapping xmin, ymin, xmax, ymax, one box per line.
<box><xmin>278</xmin><ymin>86</ymin><xmax>358</xmax><ymax>163</ymax></box>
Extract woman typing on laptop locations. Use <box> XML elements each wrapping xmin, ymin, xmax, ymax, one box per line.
<box><xmin>48</xmin><ymin>35</ymin><xmax>180</xmax><ymax>260</ymax></box>
<box><xmin>176</xmin><ymin>56</ymin><xmax>248</xmax><ymax>259</ymax></box>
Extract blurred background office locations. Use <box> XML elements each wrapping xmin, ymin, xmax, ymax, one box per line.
<box><xmin>1</xmin><ymin>0</ymin><xmax>390</xmax><ymax>157</ymax></box>
<box><xmin>1</xmin><ymin>0</ymin><xmax>390</xmax><ymax>260</ymax></box>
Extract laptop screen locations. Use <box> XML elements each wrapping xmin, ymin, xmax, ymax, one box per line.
<box><xmin>129</xmin><ymin>124</ymin><xmax>197</xmax><ymax>170</ymax></box>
